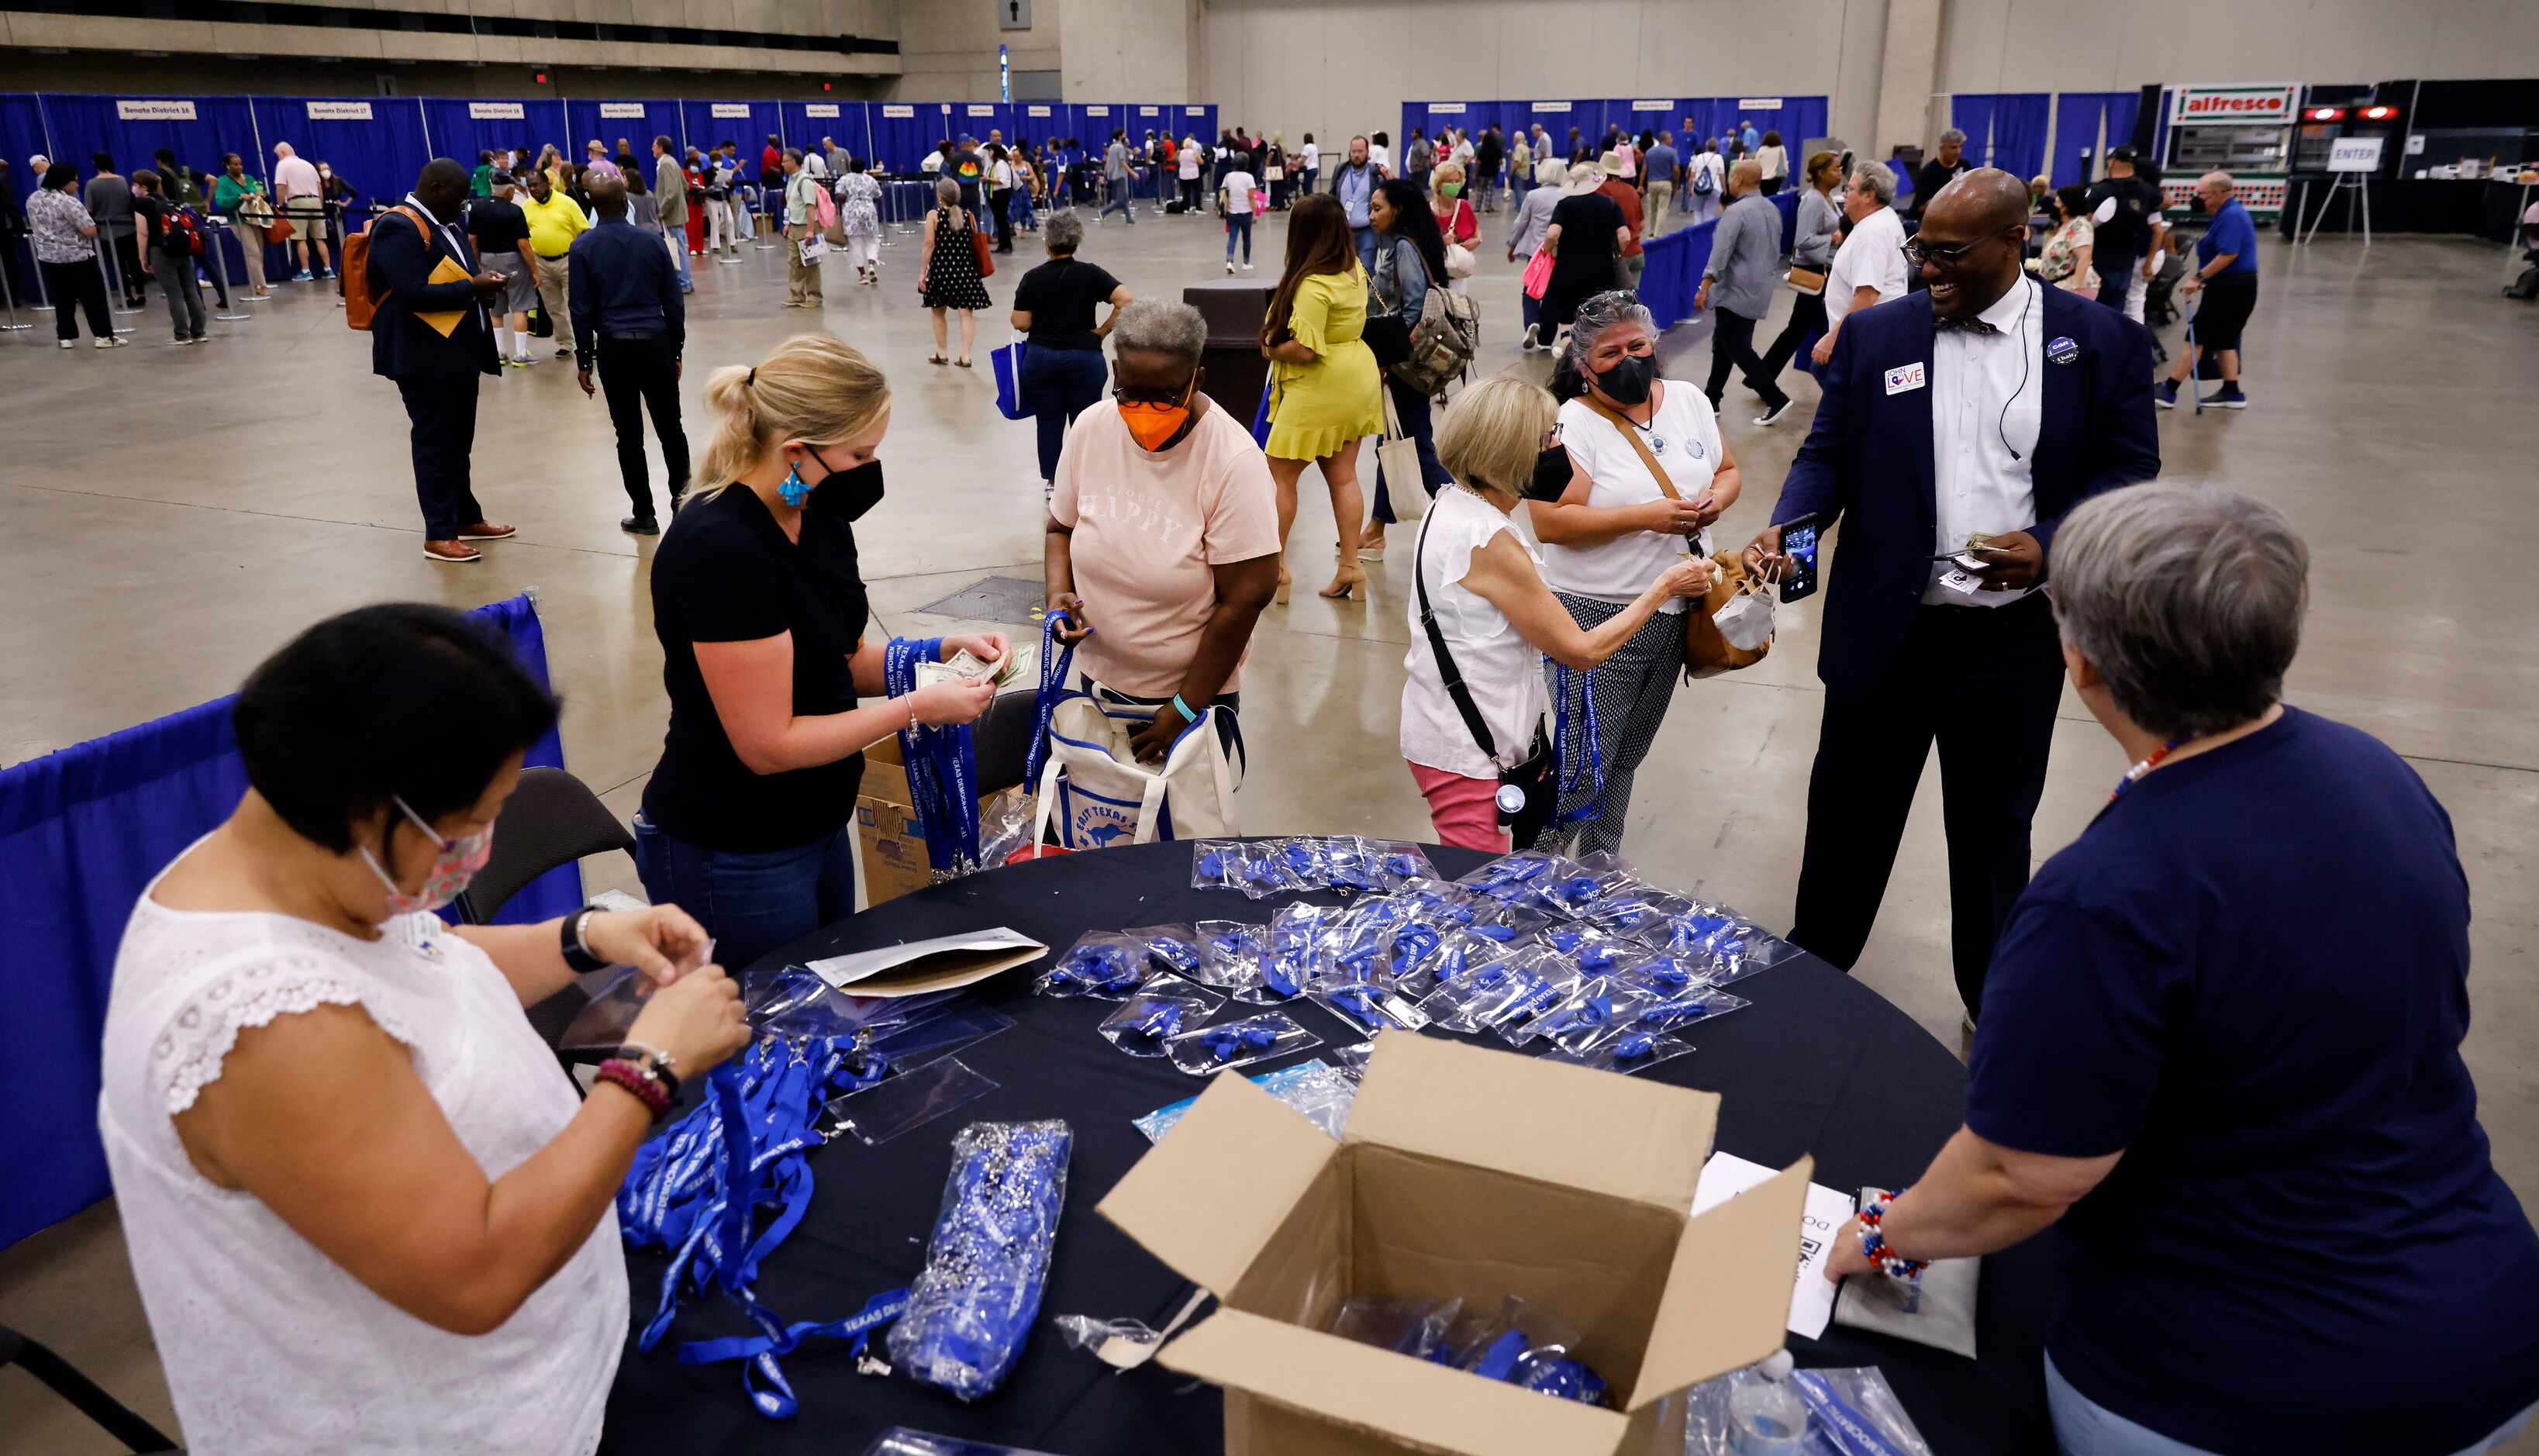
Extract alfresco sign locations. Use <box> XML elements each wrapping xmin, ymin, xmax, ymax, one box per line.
<box><xmin>2168</xmin><ymin>84</ymin><xmax>2298</xmax><ymax>126</ymax></box>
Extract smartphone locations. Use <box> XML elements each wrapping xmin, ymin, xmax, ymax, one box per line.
<box><xmin>1778</xmin><ymin>514</ymin><xmax>1822</xmax><ymax>603</ymax></box>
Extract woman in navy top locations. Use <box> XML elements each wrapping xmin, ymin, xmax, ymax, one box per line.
<box><xmin>1826</xmin><ymin>485</ymin><xmax>2539</xmax><ymax>1456</ymax></box>
<box><xmin>2158</xmin><ymin>171</ymin><xmax>2260</xmax><ymax>411</ymax></box>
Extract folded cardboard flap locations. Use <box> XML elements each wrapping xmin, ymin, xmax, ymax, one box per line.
<box><xmin>1345</xmin><ymin>1030</ymin><xmax>1720</xmax><ymax>1211</ymax></box>
<box><xmin>802</xmin><ymin>928</ymin><xmax>1047</xmax><ymax>998</ymax></box>
<box><xmin>1161</xmin><ymin>1307</ymin><xmax>1627</xmax><ymax>1456</ymax></box>
<box><xmin>1631</xmin><ymin>1155</ymin><xmax>1815</xmax><ymax>1406</ymax></box>
<box><xmin>1099</xmin><ymin>1068</ymin><xmax>1344</xmax><ymax>1299</ymax></box>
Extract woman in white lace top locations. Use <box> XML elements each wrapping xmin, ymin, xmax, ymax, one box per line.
<box><xmin>98</xmin><ymin>604</ymin><xmax>750</xmax><ymax>1454</ymax></box>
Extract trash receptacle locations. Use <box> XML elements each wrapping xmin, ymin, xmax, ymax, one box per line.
<box><xmin>1182</xmin><ymin>281</ymin><xmax>1273</xmax><ymax>434</ymax></box>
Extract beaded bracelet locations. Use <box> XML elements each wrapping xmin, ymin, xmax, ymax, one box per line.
<box><xmin>596</xmin><ymin>1057</ymin><xmax>672</xmax><ymax>1121</ymax></box>
<box><xmin>1856</xmin><ymin>1185</ymin><xmax>1930</xmax><ymax>1285</ymax></box>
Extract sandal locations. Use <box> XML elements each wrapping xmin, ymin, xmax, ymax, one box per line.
<box><xmin>929</xmin><ymin>354</ymin><xmax>948</xmax><ymax>366</ymax></box>
<box><xmin>954</xmin><ymin>357</ymin><xmax>973</xmax><ymax>368</ymax></box>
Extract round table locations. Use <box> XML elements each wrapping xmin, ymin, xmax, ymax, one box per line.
<box><xmin>602</xmin><ymin>842</ymin><xmax>2055</xmax><ymax>1453</ymax></box>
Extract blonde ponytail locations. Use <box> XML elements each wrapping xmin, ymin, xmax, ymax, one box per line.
<box><xmin>688</xmin><ymin>333</ymin><xmax>893</xmax><ymax>501</ymax></box>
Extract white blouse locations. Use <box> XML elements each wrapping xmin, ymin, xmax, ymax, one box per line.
<box><xmin>1540</xmin><ymin>385</ymin><xmax>1719</xmax><ymax>612</ymax></box>
<box><xmin>98</xmin><ymin>853</ymin><xmax>626</xmax><ymax>1455</ymax></box>
<box><xmin>1402</xmin><ymin>487</ymin><xmax>1552</xmax><ymax>778</ymax></box>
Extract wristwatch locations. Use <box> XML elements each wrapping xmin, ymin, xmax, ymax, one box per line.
<box><xmin>561</xmin><ymin>905</ymin><xmax>608</xmax><ymax>975</ymax></box>
<box><xmin>607</xmin><ymin>1042</ymin><xmax>683</xmax><ymax>1101</ymax></box>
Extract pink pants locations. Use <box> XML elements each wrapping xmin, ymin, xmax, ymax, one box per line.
<box><xmin>1409</xmin><ymin>761</ymin><xmax>1510</xmax><ymax>853</ymax></box>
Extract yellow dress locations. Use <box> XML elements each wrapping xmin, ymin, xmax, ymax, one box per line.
<box><xmin>1265</xmin><ymin>264</ymin><xmax>1385</xmax><ymax>461</ymax></box>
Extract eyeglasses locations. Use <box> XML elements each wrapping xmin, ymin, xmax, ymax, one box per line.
<box><xmin>1540</xmin><ymin>423</ymin><xmax>1564</xmax><ymax>450</ymax></box>
<box><xmin>1900</xmin><ymin>231</ymin><xmax>2013</xmax><ymax>268</ymax></box>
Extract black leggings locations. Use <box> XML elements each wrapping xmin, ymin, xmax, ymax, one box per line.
<box><xmin>1758</xmin><ymin>287</ymin><xmax>1829</xmax><ymax>379</ymax></box>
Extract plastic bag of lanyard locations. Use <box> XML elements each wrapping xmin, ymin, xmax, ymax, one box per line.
<box><xmin>1468</xmin><ymin>896</ymin><xmax>1564</xmax><ymax>947</ymax></box>
<box><xmin>885</xmin><ymin>1119</ymin><xmax>1073</xmax><ymax>1401</ymax></box>
<box><xmin>1501</xmin><ymin>975</ymin><xmax>1664</xmax><ymax>1053</ymax></box>
<box><xmin>1327</xmin><ymin>1040</ymin><xmax>1378</xmax><ymax>1082</ymax></box>
<box><xmin>1418</xmin><ymin>943</ymin><xmax>1579</xmax><ymax>1034</ymax></box>
<box><xmin>1637</xmin><ymin>903</ymin><xmax>1805</xmax><ymax>984</ymax></box>
<box><xmin>1328</xmin><ymin>1296</ymin><xmax>1464</xmax><ymax>1359</ymax></box>
<box><xmin>1582</xmin><ymin>882</ymin><xmax>1694</xmax><ymax>940</ymax></box>
<box><xmin>1120</xmin><ymin>922</ymin><xmax>1208</xmax><ymax>980</ymax></box>
<box><xmin>1306</xmin><ymin>964</ymin><xmax>1431</xmax><ymax>1038</ymax></box>
<box><xmin>1320</xmin><ymin>836</ymin><xmax>1438</xmax><ymax>893</ymax></box>
<box><xmin>1130</xmin><ymin>1057</ymin><xmax>1356</xmax><ymax>1142</ymax></box>
<box><xmin>863</xmin><ymin>1427</ymin><xmax>1067</xmax><ymax>1456</ymax></box>
<box><xmin>1613</xmin><ymin>951</ymin><xmax>1720</xmax><ymax>994</ymax></box>
<box><xmin>1537</xmin><ymin>921</ymin><xmax>1634</xmax><ymax>979</ymax></box>
<box><xmin>1320</xmin><ymin>894</ymin><xmax>1415</xmax><ymax>984</ymax></box>
<box><xmin>1163</xmin><ymin>1009</ymin><xmax>1321</xmax><ymax>1075</ymax></box>
<box><xmin>1035</xmin><ymin>930</ymin><xmax>1149</xmax><ymax>999</ymax></box>
<box><xmin>1247</xmin><ymin>902</ymin><xmax>1331</xmax><ymax>1002</ymax></box>
<box><xmin>1190</xmin><ymin>837</ymin><xmax>1296</xmax><ymax>899</ymax></box>
<box><xmin>1394</xmin><ymin>877</ymin><xmax>1484</xmax><ymax>931</ymax></box>
<box><xmin>1681</xmin><ymin>1361</ymin><xmax>1934</xmax><ymax>1456</ymax></box>
<box><xmin>1192</xmin><ymin>919</ymin><xmax>1268</xmax><ymax>993</ymax></box>
<box><xmin>1456</xmin><ymin>849</ymin><xmax>1587</xmax><ymax>909</ymax></box>
<box><xmin>1544</xmin><ymin>1028</ymin><xmax>1696</xmax><ymax>1076</ymax></box>
<box><xmin>1096</xmin><ymin>973</ymin><xmax>1226</xmax><ymax>1057</ymax></box>
<box><xmin>1437</xmin><ymin>1295</ymin><xmax>1611</xmax><ymax>1406</ymax></box>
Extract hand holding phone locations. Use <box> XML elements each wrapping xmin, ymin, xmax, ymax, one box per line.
<box><xmin>1777</xmin><ymin>515</ymin><xmax>1823</xmax><ymax>603</ymax></box>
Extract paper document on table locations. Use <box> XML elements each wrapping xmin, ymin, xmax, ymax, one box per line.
<box><xmin>414</xmin><ymin>253</ymin><xmax>472</xmax><ymax>337</ymax></box>
<box><xmin>1695</xmin><ymin>1151</ymin><xmax>1853</xmax><ymax>1339</ymax></box>
<box><xmin>914</xmin><ymin>639</ymin><xmax>1038</xmax><ymax>694</ymax></box>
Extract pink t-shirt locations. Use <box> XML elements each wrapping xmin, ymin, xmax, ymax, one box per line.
<box><xmin>1050</xmin><ymin>399</ymin><xmax>1281</xmax><ymax>698</ymax></box>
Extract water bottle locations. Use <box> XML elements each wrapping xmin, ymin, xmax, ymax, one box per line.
<box><xmin>1728</xmin><ymin>1351</ymin><xmax>1810</xmax><ymax>1456</ymax></box>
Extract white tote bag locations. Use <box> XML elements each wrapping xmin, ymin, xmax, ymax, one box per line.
<box><xmin>1030</xmin><ymin>692</ymin><xmax>1241</xmax><ymax>850</ymax></box>
<box><xmin>1377</xmin><ymin>387</ymin><xmax>1430</xmax><ymax>524</ymax></box>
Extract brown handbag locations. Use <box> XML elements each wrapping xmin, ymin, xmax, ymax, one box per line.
<box><xmin>968</xmin><ymin>210</ymin><xmax>995</xmax><ymax>278</ymax></box>
<box><xmin>1580</xmin><ymin>395</ymin><xmax>1771</xmax><ymax>678</ymax></box>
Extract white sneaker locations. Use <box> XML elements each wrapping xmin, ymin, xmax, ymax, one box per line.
<box><xmin>1242</xmin><ymin>261</ymin><xmax>1254</xmax><ymax>271</ymax></box>
<box><xmin>1225</xmin><ymin>260</ymin><xmax>1234</xmax><ymax>274</ymax></box>
<box><xmin>95</xmin><ymin>336</ymin><xmax>120</xmax><ymax>348</ymax></box>
<box><xmin>59</xmin><ymin>340</ymin><xmax>74</xmax><ymax>349</ymax></box>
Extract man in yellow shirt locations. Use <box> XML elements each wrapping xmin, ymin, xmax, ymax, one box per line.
<box><xmin>519</xmin><ymin>170</ymin><xmax>590</xmax><ymax>358</ymax></box>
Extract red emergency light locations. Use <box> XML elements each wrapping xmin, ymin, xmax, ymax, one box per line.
<box><xmin>2308</xmin><ymin>106</ymin><xmax>2345</xmax><ymax>122</ymax></box>
<box><xmin>533</xmin><ymin>71</ymin><xmax>550</xmax><ymax>85</ymax></box>
<box><xmin>2360</xmin><ymin>105</ymin><xmax>2398</xmax><ymax>121</ymax></box>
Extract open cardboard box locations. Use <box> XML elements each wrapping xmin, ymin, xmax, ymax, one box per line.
<box><xmin>1099</xmin><ymin>1034</ymin><xmax>1811</xmax><ymax>1456</ymax></box>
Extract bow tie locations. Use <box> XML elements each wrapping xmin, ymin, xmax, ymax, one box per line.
<box><xmin>1935</xmin><ymin>315</ymin><xmax>2000</xmax><ymax>336</ymax></box>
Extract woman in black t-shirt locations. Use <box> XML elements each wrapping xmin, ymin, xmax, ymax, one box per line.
<box><xmin>1009</xmin><ymin>209</ymin><xmax>1132</xmax><ymax>489</ymax></box>
<box><xmin>637</xmin><ymin>335</ymin><xmax>1006</xmax><ymax>972</ymax></box>
<box><xmin>1537</xmin><ymin>170</ymin><xmax>1630</xmax><ymax>347</ymax></box>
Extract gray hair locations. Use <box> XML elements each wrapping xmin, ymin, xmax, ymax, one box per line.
<box><xmin>1848</xmin><ymin>160</ymin><xmax>1896</xmax><ymax>205</ymax></box>
<box><xmin>1042</xmin><ymin>209</ymin><xmax>1085</xmax><ymax>255</ymax></box>
<box><xmin>1556</xmin><ymin>290</ymin><xmax>1657</xmax><ymax>395</ymax></box>
<box><xmin>1109</xmin><ymin>299</ymin><xmax>1206</xmax><ymax>362</ymax></box>
<box><xmin>2049</xmin><ymin>486</ymin><xmax>2309</xmax><ymax>739</ymax></box>
<box><xmin>1938</xmin><ymin>127</ymin><xmax>1967</xmax><ymax>147</ymax></box>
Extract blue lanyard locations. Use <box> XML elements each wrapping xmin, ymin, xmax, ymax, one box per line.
<box><xmin>1021</xmin><ymin>609</ymin><xmax>1079</xmax><ymax>790</ymax></box>
<box><xmin>617</xmin><ymin>1035</ymin><xmax>899</xmax><ymax>1418</ymax></box>
<box><xmin>1550</xmin><ymin>662</ymin><xmax>1605</xmax><ymax>826</ymax></box>
<box><xmin>881</xmin><ymin>637</ymin><xmax>981</xmax><ymax>876</ymax></box>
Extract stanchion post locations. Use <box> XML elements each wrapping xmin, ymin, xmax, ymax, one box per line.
<box><xmin>209</xmin><ymin>223</ymin><xmax>250</xmax><ymax>322</ymax></box>
<box><xmin>96</xmin><ymin>249</ymin><xmax>136</xmax><ymax>334</ymax></box>
<box><xmin>755</xmin><ymin>181</ymin><xmax>781</xmax><ymax>249</ymax></box>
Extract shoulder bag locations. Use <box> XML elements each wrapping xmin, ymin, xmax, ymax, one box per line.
<box><xmin>968</xmin><ymin>209</ymin><xmax>995</xmax><ymax>278</ymax></box>
<box><xmin>1785</xmin><ymin>264</ymin><xmax>1827</xmax><ymax>295</ymax></box>
<box><xmin>1413</xmin><ymin>509</ymin><xmax>1556</xmax><ymax>847</ymax></box>
<box><xmin>1578</xmin><ymin>395</ymin><xmax>1771</xmax><ymax>678</ymax></box>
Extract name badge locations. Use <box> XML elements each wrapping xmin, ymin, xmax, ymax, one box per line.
<box><xmin>2047</xmin><ymin>335</ymin><xmax>2079</xmax><ymax>366</ymax></box>
<box><xmin>1884</xmin><ymin>362</ymin><xmax>1927</xmax><ymax>395</ymax></box>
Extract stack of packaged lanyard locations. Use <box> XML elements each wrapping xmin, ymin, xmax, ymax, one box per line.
<box><xmin>1035</xmin><ymin>844</ymin><xmax>1801</xmax><ymax>1079</ymax></box>
<box><xmin>614</xmin><ymin>966</ymin><xmax>1069</xmax><ymax>1415</ymax></box>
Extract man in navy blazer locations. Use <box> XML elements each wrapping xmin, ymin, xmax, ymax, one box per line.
<box><xmin>369</xmin><ymin>157</ymin><xmax>511</xmax><ymax>564</ymax></box>
<box><xmin>1746</xmin><ymin>170</ymin><xmax>2160</xmax><ymax>1020</ymax></box>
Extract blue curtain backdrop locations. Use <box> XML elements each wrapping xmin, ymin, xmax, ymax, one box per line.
<box><xmin>2049</xmin><ymin>90</ymin><xmax>2142</xmax><ymax>185</ymax></box>
<box><xmin>36</xmin><ymin>95</ymin><xmax>260</xmax><ymax>191</ymax></box>
<box><xmin>420</xmin><ymin>98</ymin><xmax>568</xmax><ymax>178</ymax></box>
<box><xmin>1068</xmin><ymin>102</ymin><xmax>1119</xmax><ymax>147</ymax></box>
<box><xmin>564</xmin><ymin>99</ymin><xmax>681</xmax><ymax>164</ymax></box>
<box><xmin>682</xmin><ymin>102</ymin><xmax>785</xmax><ymax>179</ymax></box>
<box><xmin>867</xmin><ymin>102</ymin><xmax>937</xmax><ymax>171</ymax></box>
<box><xmin>1636</xmin><ymin>189</ymin><xmax>1800</xmax><ymax>331</ymax></box>
<box><xmin>952</xmin><ymin>101</ymin><xmax>1011</xmax><ymax>144</ymax></box>
<box><xmin>1954</xmin><ymin>92</ymin><xmax>2051</xmax><ymax>181</ymax></box>
<box><xmin>269</xmin><ymin>96</ymin><xmax>433</xmax><ymax>202</ymax></box>
<box><xmin>0</xmin><ymin>593</ymin><xmax>574</xmax><ymax>1253</ymax></box>
<box><xmin>785</xmin><ymin>102</ymin><xmax>868</xmax><ymax>163</ymax></box>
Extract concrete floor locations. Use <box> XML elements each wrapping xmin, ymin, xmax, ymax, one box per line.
<box><xmin>2</xmin><ymin>209</ymin><xmax>2535</xmax><ymax>1453</ymax></box>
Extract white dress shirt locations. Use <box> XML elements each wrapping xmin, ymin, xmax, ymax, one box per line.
<box><xmin>1827</xmin><ymin>205</ymin><xmax>1908</xmax><ymax>329</ymax></box>
<box><xmin>1924</xmin><ymin>278</ymin><xmax>2043</xmax><ymax>607</ymax></box>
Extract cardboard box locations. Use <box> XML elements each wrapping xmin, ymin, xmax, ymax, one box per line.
<box><xmin>1099</xmin><ymin>1034</ymin><xmax>1811</xmax><ymax>1456</ymax></box>
<box><xmin>854</xmin><ymin>735</ymin><xmax>1002</xmax><ymax>907</ymax></box>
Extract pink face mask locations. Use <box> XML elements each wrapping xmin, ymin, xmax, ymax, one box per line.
<box><xmin>360</xmin><ymin>796</ymin><xmax>493</xmax><ymax>916</ymax></box>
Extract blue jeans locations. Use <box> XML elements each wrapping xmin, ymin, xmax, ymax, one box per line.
<box><xmin>2044</xmin><ymin>1354</ymin><xmax>2539</xmax><ymax>1456</ymax></box>
<box><xmin>632</xmin><ymin>814</ymin><xmax>857</xmax><ymax>977</ymax></box>
<box><xmin>661</xmin><ymin>223</ymin><xmax>691</xmax><ymax>289</ymax></box>
<box><xmin>1225</xmin><ymin>212</ymin><xmax>1253</xmax><ymax>262</ymax></box>
<box><xmin>1353</xmin><ymin>224</ymin><xmax>1378</xmax><ymax>275</ymax></box>
<box><xmin>1021</xmin><ymin>344</ymin><xmax>1109</xmax><ymax>481</ymax></box>
<box><xmin>1102</xmin><ymin>181</ymin><xmax>1135</xmax><ymax>223</ymax></box>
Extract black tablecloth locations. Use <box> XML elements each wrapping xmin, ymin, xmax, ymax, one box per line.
<box><xmin>601</xmin><ymin>843</ymin><xmax>2055</xmax><ymax>1454</ymax></box>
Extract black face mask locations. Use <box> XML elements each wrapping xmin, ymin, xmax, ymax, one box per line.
<box><xmin>1524</xmin><ymin>446</ymin><xmax>1572</xmax><ymax>502</ymax></box>
<box><xmin>1593</xmin><ymin>352</ymin><xmax>1658</xmax><ymax>407</ymax></box>
<box><xmin>795</xmin><ymin>456</ymin><xmax>886</xmax><ymax>520</ymax></box>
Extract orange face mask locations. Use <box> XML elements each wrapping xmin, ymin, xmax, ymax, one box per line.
<box><xmin>1117</xmin><ymin>381</ymin><xmax>1195</xmax><ymax>452</ymax></box>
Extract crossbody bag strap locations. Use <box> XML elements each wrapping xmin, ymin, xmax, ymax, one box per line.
<box><xmin>1413</xmin><ymin>509</ymin><xmax>1502</xmax><ymax>764</ymax></box>
<box><xmin>1581</xmin><ymin>394</ymin><xmax>1678</xmax><ymax>500</ymax></box>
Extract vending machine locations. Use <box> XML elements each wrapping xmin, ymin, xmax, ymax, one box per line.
<box><xmin>2160</xmin><ymin>82</ymin><xmax>2299</xmax><ymax>221</ymax></box>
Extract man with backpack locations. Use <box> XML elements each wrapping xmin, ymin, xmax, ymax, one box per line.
<box><xmin>362</xmin><ymin>158</ymin><xmax>512</xmax><ymax>564</ymax></box>
<box><xmin>130</xmin><ymin>167</ymin><xmax>208</xmax><ymax>343</ymax></box>
<box><xmin>1686</xmin><ymin>140</ymin><xmax>1727</xmax><ymax>226</ymax></box>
